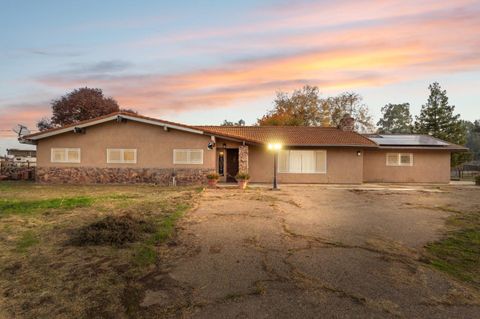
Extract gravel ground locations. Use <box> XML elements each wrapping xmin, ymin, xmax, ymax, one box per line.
<box><xmin>140</xmin><ymin>184</ymin><xmax>480</xmax><ymax>318</ymax></box>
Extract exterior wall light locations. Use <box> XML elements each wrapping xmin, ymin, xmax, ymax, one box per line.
<box><xmin>267</xmin><ymin>143</ymin><xmax>282</xmax><ymax>190</ymax></box>
<box><xmin>268</xmin><ymin>143</ymin><xmax>282</xmax><ymax>151</ymax></box>
<box><xmin>357</xmin><ymin>151</ymin><xmax>362</xmax><ymax>156</ymax></box>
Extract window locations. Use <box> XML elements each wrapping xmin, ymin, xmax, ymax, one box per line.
<box><xmin>51</xmin><ymin>148</ymin><xmax>81</xmax><ymax>163</ymax></box>
<box><xmin>278</xmin><ymin>150</ymin><xmax>326</xmax><ymax>173</ymax></box>
<box><xmin>107</xmin><ymin>149</ymin><xmax>137</xmax><ymax>163</ymax></box>
<box><xmin>386</xmin><ymin>153</ymin><xmax>413</xmax><ymax>166</ymax></box>
<box><xmin>173</xmin><ymin>149</ymin><xmax>204</xmax><ymax>164</ymax></box>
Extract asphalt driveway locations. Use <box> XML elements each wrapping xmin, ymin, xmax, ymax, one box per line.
<box><xmin>141</xmin><ymin>184</ymin><xmax>480</xmax><ymax>318</ymax></box>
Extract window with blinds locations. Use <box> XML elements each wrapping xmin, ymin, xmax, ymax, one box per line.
<box><xmin>386</xmin><ymin>153</ymin><xmax>413</xmax><ymax>166</ymax></box>
<box><xmin>278</xmin><ymin>150</ymin><xmax>327</xmax><ymax>173</ymax></box>
<box><xmin>107</xmin><ymin>149</ymin><xmax>137</xmax><ymax>163</ymax></box>
<box><xmin>51</xmin><ymin>148</ymin><xmax>81</xmax><ymax>163</ymax></box>
<box><xmin>173</xmin><ymin>149</ymin><xmax>204</xmax><ymax>164</ymax></box>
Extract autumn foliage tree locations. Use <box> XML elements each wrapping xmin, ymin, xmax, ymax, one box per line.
<box><xmin>257</xmin><ymin>85</ymin><xmax>375</xmax><ymax>132</ymax></box>
<box><xmin>324</xmin><ymin>92</ymin><xmax>375</xmax><ymax>132</ymax></box>
<box><xmin>37</xmin><ymin>87</ymin><xmax>133</xmax><ymax>131</ymax></box>
<box><xmin>258</xmin><ymin>86</ymin><xmax>323</xmax><ymax>126</ymax></box>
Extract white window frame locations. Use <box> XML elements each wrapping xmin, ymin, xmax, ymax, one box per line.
<box><xmin>50</xmin><ymin>148</ymin><xmax>81</xmax><ymax>163</ymax></box>
<box><xmin>173</xmin><ymin>149</ymin><xmax>204</xmax><ymax>165</ymax></box>
<box><xmin>107</xmin><ymin>148</ymin><xmax>137</xmax><ymax>164</ymax></box>
<box><xmin>386</xmin><ymin>153</ymin><xmax>413</xmax><ymax>167</ymax></box>
<box><xmin>278</xmin><ymin>150</ymin><xmax>327</xmax><ymax>174</ymax></box>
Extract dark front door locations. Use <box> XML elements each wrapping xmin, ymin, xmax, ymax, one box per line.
<box><xmin>226</xmin><ymin>149</ymin><xmax>239</xmax><ymax>182</ymax></box>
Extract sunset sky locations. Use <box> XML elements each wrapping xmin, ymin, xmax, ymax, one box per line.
<box><xmin>1</xmin><ymin>0</ymin><xmax>479</xmax><ymax>154</ymax></box>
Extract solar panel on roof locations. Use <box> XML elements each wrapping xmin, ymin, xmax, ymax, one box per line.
<box><xmin>368</xmin><ymin>135</ymin><xmax>449</xmax><ymax>146</ymax></box>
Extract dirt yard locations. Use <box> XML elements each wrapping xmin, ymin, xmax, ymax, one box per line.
<box><xmin>1</xmin><ymin>182</ymin><xmax>479</xmax><ymax>318</ymax></box>
<box><xmin>161</xmin><ymin>184</ymin><xmax>480</xmax><ymax>318</ymax></box>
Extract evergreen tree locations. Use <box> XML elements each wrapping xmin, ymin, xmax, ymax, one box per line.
<box><xmin>414</xmin><ymin>82</ymin><xmax>467</xmax><ymax>166</ymax></box>
<box><xmin>465</xmin><ymin>120</ymin><xmax>480</xmax><ymax>160</ymax></box>
<box><xmin>414</xmin><ymin>82</ymin><xmax>465</xmax><ymax>143</ymax></box>
<box><xmin>377</xmin><ymin>103</ymin><xmax>413</xmax><ymax>134</ymax></box>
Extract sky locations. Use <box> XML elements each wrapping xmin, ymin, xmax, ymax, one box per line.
<box><xmin>1</xmin><ymin>0</ymin><xmax>480</xmax><ymax>155</ymax></box>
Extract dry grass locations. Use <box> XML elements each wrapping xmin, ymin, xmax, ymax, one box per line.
<box><xmin>0</xmin><ymin>181</ymin><xmax>202</xmax><ymax>319</ymax></box>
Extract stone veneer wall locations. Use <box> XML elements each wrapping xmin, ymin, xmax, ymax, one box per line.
<box><xmin>239</xmin><ymin>145</ymin><xmax>249</xmax><ymax>173</ymax></box>
<box><xmin>36</xmin><ymin>167</ymin><xmax>211</xmax><ymax>185</ymax></box>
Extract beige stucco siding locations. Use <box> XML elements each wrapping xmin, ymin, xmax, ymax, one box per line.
<box><xmin>248</xmin><ymin>146</ymin><xmax>364</xmax><ymax>184</ymax></box>
<box><xmin>363</xmin><ymin>149</ymin><xmax>451</xmax><ymax>183</ymax></box>
<box><xmin>36</xmin><ymin>120</ymin><xmax>216</xmax><ymax>169</ymax></box>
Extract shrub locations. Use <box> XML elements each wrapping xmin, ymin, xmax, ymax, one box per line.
<box><xmin>235</xmin><ymin>172</ymin><xmax>250</xmax><ymax>180</ymax></box>
<box><xmin>476</xmin><ymin>175</ymin><xmax>480</xmax><ymax>186</ymax></box>
<box><xmin>69</xmin><ymin>215</ymin><xmax>156</xmax><ymax>246</ymax></box>
<box><xmin>206</xmin><ymin>172</ymin><xmax>220</xmax><ymax>180</ymax></box>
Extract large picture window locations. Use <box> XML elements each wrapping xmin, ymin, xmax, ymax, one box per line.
<box><xmin>107</xmin><ymin>149</ymin><xmax>137</xmax><ymax>164</ymax></box>
<box><xmin>173</xmin><ymin>149</ymin><xmax>204</xmax><ymax>164</ymax></box>
<box><xmin>386</xmin><ymin>153</ymin><xmax>413</xmax><ymax>166</ymax></box>
<box><xmin>278</xmin><ymin>150</ymin><xmax>327</xmax><ymax>173</ymax></box>
<box><xmin>51</xmin><ymin>148</ymin><xmax>81</xmax><ymax>163</ymax></box>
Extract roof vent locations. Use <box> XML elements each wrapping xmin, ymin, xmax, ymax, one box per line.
<box><xmin>116</xmin><ymin>115</ymin><xmax>127</xmax><ymax>123</ymax></box>
<box><xmin>74</xmin><ymin>127</ymin><xmax>86</xmax><ymax>134</ymax></box>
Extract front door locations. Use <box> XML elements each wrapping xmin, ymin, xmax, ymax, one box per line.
<box><xmin>226</xmin><ymin>149</ymin><xmax>239</xmax><ymax>182</ymax></box>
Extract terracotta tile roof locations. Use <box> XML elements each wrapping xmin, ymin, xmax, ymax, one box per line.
<box><xmin>195</xmin><ymin>126</ymin><xmax>377</xmax><ymax>147</ymax></box>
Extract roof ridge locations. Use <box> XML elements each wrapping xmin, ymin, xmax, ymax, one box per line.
<box><xmin>195</xmin><ymin>125</ymin><xmax>339</xmax><ymax>129</ymax></box>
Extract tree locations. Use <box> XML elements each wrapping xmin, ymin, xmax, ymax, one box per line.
<box><xmin>414</xmin><ymin>82</ymin><xmax>468</xmax><ymax>166</ymax></box>
<box><xmin>465</xmin><ymin>120</ymin><xmax>480</xmax><ymax>160</ymax></box>
<box><xmin>221</xmin><ymin>119</ymin><xmax>245</xmax><ymax>126</ymax></box>
<box><xmin>323</xmin><ymin>92</ymin><xmax>375</xmax><ymax>132</ymax></box>
<box><xmin>257</xmin><ymin>85</ymin><xmax>323</xmax><ymax>126</ymax></box>
<box><xmin>377</xmin><ymin>103</ymin><xmax>413</xmax><ymax>134</ymax></box>
<box><xmin>37</xmin><ymin>87</ymin><xmax>122</xmax><ymax>130</ymax></box>
<box><xmin>257</xmin><ymin>86</ymin><xmax>375</xmax><ymax>132</ymax></box>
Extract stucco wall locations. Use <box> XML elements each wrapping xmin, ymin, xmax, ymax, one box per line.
<box><xmin>248</xmin><ymin>146</ymin><xmax>365</xmax><ymax>184</ymax></box>
<box><xmin>36</xmin><ymin>120</ymin><xmax>216</xmax><ymax>170</ymax></box>
<box><xmin>363</xmin><ymin>149</ymin><xmax>451</xmax><ymax>183</ymax></box>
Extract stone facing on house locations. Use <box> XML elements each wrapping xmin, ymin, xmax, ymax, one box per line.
<box><xmin>36</xmin><ymin>167</ymin><xmax>211</xmax><ymax>185</ymax></box>
<box><xmin>239</xmin><ymin>145</ymin><xmax>249</xmax><ymax>173</ymax></box>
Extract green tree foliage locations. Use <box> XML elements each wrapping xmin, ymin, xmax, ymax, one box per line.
<box><xmin>37</xmin><ymin>87</ymin><xmax>132</xmax><ymax>131</ymax></box>
<box><xmin>221</xmin><ymin>119</ymin><xmax>245</xmax><ymax>126</ymax></box>
<box><xmin>257</xmin><ymin>86</ymin><xmax>375</xmax><ymax>132</ymax></box>
<box><xmin>414</xmin><ymin>82</ymin><xmax>468</xmax><ymax>166</ymax></box>
<box><xmin>377</xmin><ymin>103</ymin><xmax>413</xmax><ymax>134</ymax></box>
<box><xmin>414</xmin><ymin>82</ymin><xmax>465</xmax><ymax>143</ymax></box>
<box><xmin>465</xmin><ymin>120</ymin><xmax>480</xmax><ymax>160</ymax></box>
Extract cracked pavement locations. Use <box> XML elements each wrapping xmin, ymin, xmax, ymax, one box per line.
<box><xmin>141</xmin><ymin>185</ymin><xmax>480</xmax><ymax>318</ymax></box>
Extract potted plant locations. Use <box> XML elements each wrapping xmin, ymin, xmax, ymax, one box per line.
<box><xmin>206</xmin><ymin>172</ymin><xmax>220</xmax><ymax>188</ymax></box>
<box><xmin>235</xmin><ymin>172</ymin><xmax>250</xmax><ymax>189</ymax></box>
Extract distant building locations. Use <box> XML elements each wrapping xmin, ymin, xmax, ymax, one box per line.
<box><xmin>6</xmin><ymin>148</ymin><xmax>36</xmax><ymax>167</ymax></box>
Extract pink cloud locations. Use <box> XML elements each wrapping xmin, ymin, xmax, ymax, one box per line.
<box><xmin>7</xmin><ymin>0</ymin><xmax>480</xmax><ymax>129</ymax></box>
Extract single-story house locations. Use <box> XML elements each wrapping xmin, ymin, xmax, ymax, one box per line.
<box><xmin>20</xmin><ymin>112</ymin><xmax>466</xmax><ymax>184</ymax></box>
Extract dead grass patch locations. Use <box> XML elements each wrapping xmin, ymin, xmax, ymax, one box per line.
<box><xmin>69</xmin><ymin>214</ymin><xmax>156</xmax><ymax>246</ymax></box>
<box><xmin>0</xmin><ymin>181</ymin><xmax>200</xmax><ymax>319</ymax></box>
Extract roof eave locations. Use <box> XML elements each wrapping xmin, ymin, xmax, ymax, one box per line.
<box><xmin>22</xmin><ymin>113</ymin><xmax>205</xmax><ymax>141</ymax></box>
<box><xmin>282</xmin><ymin>144</ymin><xmax>378</xmax><ymax>148</ymax></box>
<box><xmin>377</xmin><ymin>146</ymin><xmax>468</xmax><ymax>151</ymax></box>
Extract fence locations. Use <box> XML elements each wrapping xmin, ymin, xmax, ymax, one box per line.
<box><xmin>0</xmin><ymin>160</ymin><xmax>36</xmax><ymax>180</ymax></box>
<box><xmin>451</xmin><ymin>169</ymin><xmax>479</xmax><ymax>181</ymax></box>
